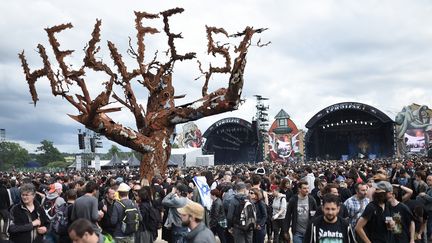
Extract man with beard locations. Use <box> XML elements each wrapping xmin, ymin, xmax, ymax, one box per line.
<box><xmin>355</xmin><ymin>181</ymin><xmax>394</xmax><ymax>243</ymax></box>
<box><xmin>303</xmin><ymin>194</ymin><xmax>356</xmax><ymax>243</ymax></box>
<box><xmin>344</xmin><ymin>182</ymin><xmax>370</xmax><ymax>229</ymax></box>
<box><xmin>178</xmin><ymin>201</ymin><xmax>216</xmax><ymax>243</ymax></box>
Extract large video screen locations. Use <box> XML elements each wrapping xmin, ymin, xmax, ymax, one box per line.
<box><xmin>405</xmin><ymin>129</ymin><xmax>426</xmax><ymax>153</ymax></box>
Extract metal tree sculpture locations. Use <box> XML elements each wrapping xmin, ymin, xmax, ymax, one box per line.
<box><xmin>19</xmin><ymin>8</ymin><xmax>266</xmax><ymax>179</ymax></box>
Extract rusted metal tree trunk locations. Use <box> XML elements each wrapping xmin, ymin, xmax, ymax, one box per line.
<box><xmin>19</xmin><ymin>8</ymin><xmax>266</xmax><ymax>180</ymax></box>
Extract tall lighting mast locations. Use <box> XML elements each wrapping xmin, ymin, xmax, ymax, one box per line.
<box><xmin>254</xmin><ymin>95</ymin><xmax>269</xmax><ymax>162</ymax></box>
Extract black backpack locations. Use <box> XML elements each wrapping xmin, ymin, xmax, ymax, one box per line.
<box><xmin>234</xmin><ymin>198</ymin><xmax>257</xmax><ymax>231</ymax></box>
<box><xmin>117</xmin><ymin>200</ymin><xmax>140</xmax><ymax>235</ymax></box>
<box><xmin>42</xmin><ymin>197</ymin><xmax>57</xmax><ymax>220</ymax></box>
<box><xmin>142</xmin><ymin>202</ymin><xmax>162</xmax><ymax>233</ymax></box>
<box><xmin>52</xmin><ymin>203</ymin><xmax>71</xmax><ymax>235</ymax></box>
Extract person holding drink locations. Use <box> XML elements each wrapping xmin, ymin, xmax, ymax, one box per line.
<box><xmin>355</xmin><ymin>181</ymin><xmax>394</xmax><ymax>243</ymax></box>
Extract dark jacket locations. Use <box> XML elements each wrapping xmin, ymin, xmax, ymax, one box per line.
<box><xmin>8</xmin><ymin>201</ymin><xmax>49</xmax><ymax>243</ymax></box>
<box><xmin>209</xmin><ymin>198</ymin><xmax>225</xmax><ymax>229</ymax></box>
<box><xmin>226</xmin><ymin>194</ymin><xmax>248</xmax><ymax>229</ymax></box>
<box><xmin>303</xmin><ymin>215</ymin><xmax>356</xmax><ymax>243</ymax></box>
<box><xmin>98</xmin><ymin>198</ymin><xmax>116</xmax><ymax>235</ymax></box>
<box><xmin>185</xmin><ymin>222</ymin><xmax>216</xmax><ymax>243</ymax></box>
<box><xmin>254</xmin><ymin>199</ymin><xmax>267</xmax><ymax>227</ymax></box>
<box><xmin>111</xmin><ymin>198</ymin><xmax>142</xmax><ymax>237</ymax></box>
<box><xmin>284</xmin><ymin>194</ymin><xmax>317</xmax><ymax>234</ymax></box>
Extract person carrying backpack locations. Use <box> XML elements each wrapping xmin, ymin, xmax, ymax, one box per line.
<box><xmin>227</xmin><ymin>182</ymin><xmax>257</xmax><ymax>243</ymax></box>
<box><xmin>42</xmin><ymin>183</ymin><xmax>66</xmax><ymax>243</ymax></box>
<box><xmin>111</xmin><ymin>182</ymin><xmax>142</xmax><ymax>243</ymax></box>
<box><xmin>137</xmin><ymin>186</ymin><xmax>161</xmax><ymax>243</ymax></box>
<box><xmin>53</xmin><ymin>189</ymin><xmax>77</xmax><ymax>243</ymax></box>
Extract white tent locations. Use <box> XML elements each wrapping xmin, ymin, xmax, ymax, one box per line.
<box><xmin>169</xmin><ymin>148</ymin><xmax>203</xmax><ymax>167</ymax></box>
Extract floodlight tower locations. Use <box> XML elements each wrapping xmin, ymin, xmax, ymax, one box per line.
<box><xmin>254</xmin><ymin>95</ymin><xmax>269</xmax><ymax>162</ymax></box>
<box><xmin>0</xmin><ymin>129</ymin><xmax>5</xmax><ymax>142</ymax></box>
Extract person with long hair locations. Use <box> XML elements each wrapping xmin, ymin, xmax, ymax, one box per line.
<box><xmin>209</xmin><ymin>189</ymin><xmax>227</xmax><ymax>243</ymax></box>
<box><xmin>250</xmin><ymin>188</ymin><xmax>267</xmax><ymax>243</ymax></box>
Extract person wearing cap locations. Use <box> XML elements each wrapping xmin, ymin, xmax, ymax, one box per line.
<box><xmin>178</xmin><ymin>201</ymin><xmax>216</xmax><ymax>243</ymax></box>
<box><xmin>355</xmin><ymin>181</ymin><xmax>394</xmax><ymax>243</ymax></box>
<box><xmin>162</xmin><ymin>183</ymin><xmax>190</xmax><ymax>243</ymax></box>
<box><xmin>111</xmin><ymin>182</ymin><xmax>142</xmax><ymax>242</ymax></box>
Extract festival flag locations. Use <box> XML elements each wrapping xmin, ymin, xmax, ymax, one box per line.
<box><xmin>291</xmin><ymin>132</ymin><xmax>300</xmax><ymax>153</ymax></box>
<box><xmin>193</xmin><ymin>176</ymin><xmax>212</xmax><ymax>210</ymax></box>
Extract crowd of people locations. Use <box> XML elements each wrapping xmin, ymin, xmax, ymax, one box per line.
<box><xmin>0</xmin><ymin>156</ymin><xmax>432</xmax><ymax>243</ymax></box>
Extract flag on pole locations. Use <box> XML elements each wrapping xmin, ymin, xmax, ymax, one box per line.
<box><xmin>193</xmin><ymin>176</ymin><xmax>212</xmax><ymax>210</ymax></box>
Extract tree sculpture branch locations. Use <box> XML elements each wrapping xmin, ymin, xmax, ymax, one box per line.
<box><xmin>19</xmin><ymin>8</ymin><xmax>266</xmax><ymax>179</ymax></box>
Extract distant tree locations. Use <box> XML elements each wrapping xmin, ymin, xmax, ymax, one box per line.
<box><xmin>0</xmin><ymin>141</ymin><xmax>30</xmax><ymax>169</ymax></box>
<box><xmin>46</xmin><ymin>160</ymin><xmax>71</xmax><ymax>168</ymax></box>
<box><xmin>36</xmin><ymin>140</ymin><xmax>65</xmax><ymax>166</ymax></box>
<box><xmin>19</xmin><ymin>8</ymin><xmax>266</xmax><ymax>179</ymax></box>
<box><xmin>107</xmin><ymin>144</ymin><xmax>122</xmax><ymax>158</ymax></box>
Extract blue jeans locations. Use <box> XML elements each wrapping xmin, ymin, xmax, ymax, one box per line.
<box><xmin>428</xmin><ymin>211</ymin><xmax>432</xmax><ymax>239</ymax></box>
<box><xmin>293</xmin><ymin>232</ymin><xmax>304</xmax><ymax>243</ymax></box>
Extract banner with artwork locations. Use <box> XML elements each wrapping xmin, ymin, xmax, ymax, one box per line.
<box><xmin>175</xmin><ymin>122</ymin><xmax>204</xmax><ymax>148</ymax></box>
<box><xmin>395</xmin><ymin>104</ymin><xmax>432</xmax><ymax>156</ymax></box>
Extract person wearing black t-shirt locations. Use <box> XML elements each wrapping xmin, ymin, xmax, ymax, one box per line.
<box><xmin>356</xmin><ymin>181</ymin><xmax>393</xmax><ymax>243</ymax></box>
<box><xmin>387</xmin><ymin>188</ymin><xmax>415</xmax><ymax>243</ymax></box>
<box><xmin>304</xmin><ymin>194</ymin><xmax>356</xmax><ymax>243</ymax></box>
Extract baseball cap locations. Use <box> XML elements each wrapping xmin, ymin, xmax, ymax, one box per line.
<box><xmin>177</xmin><ymin>201</ymin><xmax>204</xmax><ymax>219</ymax></box>
<box><xmin>373</xmin><ymin>181</ymin><xmax>393</xmax><ymax>192</ymax></box>
<box><xmin>117</xmin><ymin>182</ymin><xmax>131</xmax><ymax>192</ymax></box>
<box><xmin>48</xmin><ymin>182</ymin><xmax>62</xmax><ymax>193</ymax></box>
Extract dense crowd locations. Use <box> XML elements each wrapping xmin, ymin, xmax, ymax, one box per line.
<box><xmin>0</xmin><ymin>156</ymin><xmax>432</xmax><ymax>243</ymax></box>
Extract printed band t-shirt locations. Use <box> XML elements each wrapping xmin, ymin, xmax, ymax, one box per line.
<box><xmin>317</xmin><ymin>220</ymin><xmax>344</xmax><ymax>243</ymax></box>
<box><xmin>296</xmin><ymin>196</ymin><xmax>309</xmax><ymax>234</ymax></box>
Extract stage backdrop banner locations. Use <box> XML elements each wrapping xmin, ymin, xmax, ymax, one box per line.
<box><xmin>193</xmin><ymin>176</ymin><xmax>212</xmax><ymax>210</ymax></box>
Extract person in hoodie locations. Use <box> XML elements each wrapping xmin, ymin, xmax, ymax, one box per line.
<box><xmin>43</xmin><ymin>182</ymin><xmax>66</xmax><ymax>243</ymax></box>
<box><xmin>43</xmin><ymin>182</ymin><xmax>66</xmax><ymax>215</ymax></box>
<box><xmin>226</xmin><ymin>181</ymin><xmax>253</xmax><ymax>243</ymax></box>
<box><xmin>9</xmin><ymin>183</ymin><xmax>50</xmax><ymax>243</ymax></box>
<box><xmin>178</xmin><ymin>201</ymin><xmax>216</xmax><ymax>243</ymax></box>
<box><xmin>271</xmin><ymin>184</ymin><xmax>287</xmax><ymax>243</ymax></box>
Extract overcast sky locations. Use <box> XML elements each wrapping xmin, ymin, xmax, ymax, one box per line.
<box><xmin>1</xmin><ymin>0</ymin><xmax>432</xmax><ymax>153</ymax></box>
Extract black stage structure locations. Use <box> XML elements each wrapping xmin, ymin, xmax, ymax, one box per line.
<box><xmin>203</xmin><ymin>117</ymin><xmax>258</xmax><ymax>165</ymax></box>
<box><xmin>305</xmin><ymin>102</ymin><xmax>395</xmax><ymax>161</ymax></box>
